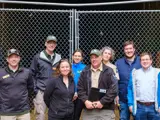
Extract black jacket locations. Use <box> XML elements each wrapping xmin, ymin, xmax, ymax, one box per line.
<box><xmin>0</xmin><ymin>67</ymin><xmax>33</xmax><ymax>115</ymax></box>
<box><xmin>30</xmin><ymin>51</ymin><xmax>61</xmax><ymax>92</ymax></box>
<box><xmin>77</xmin><ymin>63</ymin><xmax>118</xmax><ymax>109</ymax></box>
<box><xmin>44</xmin><ymin>75</ymin><xmax>75</xmax><ymax>119</ymax></box>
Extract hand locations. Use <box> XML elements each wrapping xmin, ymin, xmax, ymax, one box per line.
<box><xmin>129</xmin><ymin>106</ymin><xmax>133</xmax><ymax>113</ymax></box>
<box><xmin>92</xmin><ymin>101</ymin><xmax>103</xmax><ymax>109</ymax></box>
<box><xmin>115</xmin><ymin>96</ymin><xmax>119</xmax><ymax>105</ymax></box>
<box><xmin>85</xmin><ymin>100</ymin><xmax>94</xmax><ymax>109</ymax></box>
<box><xmin>158</xmin><ymin>109</ymin><xmax>160</xmax><ymax>113</ymax></box>
<box><xmin>72</xmin><ymin>94</ymin><xmax>78</xmax><ymax>101</ymax></box>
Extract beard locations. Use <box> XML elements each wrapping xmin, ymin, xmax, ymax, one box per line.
<box><xmin>125</xmin><ymin>53</ymin><xmax>135</xmax><ymax>59</ymax></box>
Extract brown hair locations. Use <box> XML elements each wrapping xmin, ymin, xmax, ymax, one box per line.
<box><xmin>140</xmin><ymin>52</ymin><xmax>152</xmax><ymax>60</ymax></box>
<box><xmin>72</xmin><ymin>49</ymin><xmax>84</xmax><ymax>57</ymax></box>
<box><xmin>123</xmin><ymin>40</ymin><xmax>135</xmax><ymax>48</ymax></box>
<box><xmin>54</xmin><ymin>59</ymin><xmax>73</xmax><ymax>77</ymax></box>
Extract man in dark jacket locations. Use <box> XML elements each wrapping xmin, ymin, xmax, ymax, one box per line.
<box><xmin>30</xmin><ymin>35</ymin><xmax>61</xmax><ymax>120</ymax></box>
<box><xmin>115</xmin><ymin>41</ymin><xmax>141</xmax><ymax>120</ymax></box>
<box><xmin>0</xmin><ymin>49</ymin><xmax>33</xmax><ymax>120</ymax></box>
<box><xmin>78</xmin><ymin>49</ymin><xmax>118</xmax><ymax>120</ymax></box>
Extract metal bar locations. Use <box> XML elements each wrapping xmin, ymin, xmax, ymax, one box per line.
<box><xmin>69</xmin><ymin>10</ymin><xmax>72</xmax><ymax>62</ymax></box>
<box><xmin>72</xmin><ymin>9</ymin><xmax>74</xmax><ymax>55</ymax></box>
<box><xmin>0</xmin><ymin>0</ymin><xmax>159</xmax><ymax>7</ymax></box>
<box><xmin>77</xmin><ymin>10</ymin><xmax>160</xmax><ymax>13</ymax></box>
<box><xmin>75</xmin><ymin>9</ymin><xmax>79</xmax><ymax>50</ymax></box>
<box><xmin>0</xmin><ymin>8</ymin><xmax>71</xmax><ymax>12</ymax></box>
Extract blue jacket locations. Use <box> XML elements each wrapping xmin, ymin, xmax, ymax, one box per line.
<box><xmin>127</xmin><ymin>68</ymin><xmax>160</xmax><ymax>115</ymax></box>
<box><xmin>115</xmin><ymin>55</ymin><xmax>141</xmax><ymax>103</ymax></box>
<box><xmin>72</xmin><ymin>62</ymin><xmax>86</xmax><ymax>92</ymax></box>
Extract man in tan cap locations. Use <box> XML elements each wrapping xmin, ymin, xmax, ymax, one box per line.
<box><xmin>30</xmin><ymin>35</ymin><xmax>61</xmax><ymax>120</ymax></box>
<box><xmin>78</xmin><ymin>49</ymin><xmax>118</xmax><ymax>120</ymax></box>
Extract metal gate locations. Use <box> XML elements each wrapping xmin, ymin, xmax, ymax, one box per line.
<box><xmin>1</xmin><ymin>9</ymin><xmax>160</xmax><ymax>67</ymax></box>
<box><xmin>76</xmin><ymin>10</ymin><xmax>160</xmax><ymax>66</ymax></box>
<box><xmin>0</xmin><ymin>9</ymin><xmax>74</xmax><ymax>67</ymax></box>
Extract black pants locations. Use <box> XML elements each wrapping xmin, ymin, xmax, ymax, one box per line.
<box><xmin>74</xmin><ymin>98</ymin><xmax>85</xmax><ymax>120</ymax></box>
<box><xmin>48</xmin><ymin>116</ymin><xmax>73</xmax><ymax>120</ymax></box>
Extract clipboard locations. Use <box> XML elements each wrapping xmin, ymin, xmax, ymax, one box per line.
<box><xmin>88</xmin><ymin>87</ymin><xmax>106</xmax><ymax>102</ymax></box>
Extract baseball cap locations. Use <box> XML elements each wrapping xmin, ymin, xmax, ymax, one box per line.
<box><xmin>46</xmin><ymin>35</ymin><xmax>57</xmax><ymax>42</ymax></box>
<box><xmin>90</xmin><ymin>49</ymin><xmax>101</xmax><ymax>56</ymax></box>
<box><xmin>7</xmin><ymin>49</ymin><xmax>20</xmax><ymax>57</ymax></box>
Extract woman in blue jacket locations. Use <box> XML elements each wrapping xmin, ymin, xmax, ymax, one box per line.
<box><xmin>72</xmin><ymin>49</ymin><xmax>86</xmax><ymax>120</ymax></box>
<box><xmin>44</xmin><ymin>59</ymin><xmax>75</xmax><ymax>120</ymax></box>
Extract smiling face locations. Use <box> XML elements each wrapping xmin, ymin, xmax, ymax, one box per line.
<box><xmin>45</xmin><ymin>41</ymin><xmax>57</xmax><ymax>53</ymax></box>
<box><xmin>140</xmin><ymin>54</ymin><xmax>152</xmax><ymax>70</ymax></box>
<box><xmin>90</xmin><ymin>54</ymin><xmax>102</xmax><ymax>69</ymax></box>
<box><xmin>72</xmin><ymin>51</ymin><xmax>83</xmax><ymax>64</ymax></box>
<box><xmin>7</xmin><ymin>54</ymin><xmax>20</xmax><ymax>68</ymax></box>
<box><xmin>124</xmin><ymin>44</ymin><xmax>135</xmax><ymax>59</ymax></box>
<box><xmin>102</xmin><ymin>49</ymin><xmax>112</xmax><ymax>63</ymax></box>
<box><xmin>59</xmin><ymin>61</ymin><xmax>71</xmax><ymax>76</ymax></box>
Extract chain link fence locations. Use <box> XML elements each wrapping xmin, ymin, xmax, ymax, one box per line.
<box><xmin>1</xmin><ymin>9</ymin><xmax>160</xmax><ymax>119</ymax></box>
<box><xmin>76</xmin><ymin>10</ymin><xmax>160</xmax><ymax>67</ymax></box>
<box><xmin>0</xmin><ymin>9</ymin><xmax>73</xmax><ymax>68</ymax></box>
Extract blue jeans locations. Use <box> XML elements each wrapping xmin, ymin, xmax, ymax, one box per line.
<box><xmin>119</xmin><ymin>101</ymin><xmax>130</xmax><ymax>120</ymax></box>
<box><xmin>135</xmin><ymin>103</ymin><xmax>160</xmax><ymax>120</ymax></box>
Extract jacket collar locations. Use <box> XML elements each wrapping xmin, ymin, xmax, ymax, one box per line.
<box><xmin>58</xmin><ymin>75</ymin><xmax>74</xmax><ymax>83</ymax></box>
<box><xmin>85</xmin><ymin>62</ymin><xmax>109</xmax><ymax>72</ymax></box>
<box><xmin>124</xmin><ymin>55</ymin><xmax>139</xmax><ymax>65</ymax></box>
<box><xmin>5</xmin><ymin>66</ymin><xmax>23</xmax><ymax>74</ymax></box>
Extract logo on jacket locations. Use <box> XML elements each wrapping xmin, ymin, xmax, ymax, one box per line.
<box><xmin>2</xmin><ymin>74</ymin><xmax>10</xmax><ymax>79</ymax></box>
<box><xmin>77</xmin><ymin>70</ymin><xmax>82</xmax><ymax>74</ymax></box>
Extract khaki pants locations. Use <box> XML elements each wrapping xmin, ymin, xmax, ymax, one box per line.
<box><xmin>0</xmin><ymin>112</ymin><xmax>30</xmax><ymax>120</ymax></box>
<box><xmin>82</xmin><ymin>109</ymin><xmax>115</xmax><ymax>120</ymax></box>
<box><xmin>34</xmin><ymin>90</ymin><xmax>47</xmax><ymax>120</ymax></box>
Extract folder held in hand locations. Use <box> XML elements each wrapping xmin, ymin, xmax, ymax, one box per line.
<box><xmin>88</xmin><ymin>87</ymin><xmax>106</xmax><ymax>102</ymax></box>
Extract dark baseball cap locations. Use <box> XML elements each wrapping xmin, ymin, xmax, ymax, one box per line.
<box><xmin>7</xmin><ymin>49</ymin><xmax>20</xmax><ymax>57</ymax></box>
<box><xmin>46</xmin><ymin>35</ymin><xmax>57</xmax><ymax>42</ymax></box>
<box><xmin>90</xmin><ymin>49</ymin><xmax>101</xmax><ymax>56</ymax></box>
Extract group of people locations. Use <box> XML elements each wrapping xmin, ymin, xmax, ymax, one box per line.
<box><xmin>0</xmin><ymin>35</ymin><xmax>160</xmax><ymax>120</ymax></box>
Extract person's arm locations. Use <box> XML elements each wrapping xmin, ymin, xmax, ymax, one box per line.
<box><xmin>27</xmin><ymin>69</ymin><xmax>34</xmax><ymax>96</ymax></box>
<box><xmin>77</xmin><ymin>70</ymin><xmax>94</xmax><ymax>109</ymax></box>
<box><xmin>157</xmin><ymin>72</ymin><xmax>160</xmax><ymax>112</ymax></box>
<box><xmin>127</xmin><ymin>71</ymin><xmax>134</xmax><ymax>113</ymax></box>
<box><xmin>99</xmin><ymin>70</ymin><xmax>118</xmax><ymax>105</ymax></box>
<box><xmin>77</xmin><ymin>70</ymin><xmax>88</xmax><ymax>103</ymax></box>
<box><xmin>43</xmin><ymin>78</ymin><xmax>55</xmax><ymax>108</ymax></box>
<box><xmin>30</xmin><ymin>55</ymin><xmax>39</xmax><ymax>94</ymax></box>
<box><xmin>27</xmin><ymin>69</ymin><xmax>34</xmax><ymax>110</ymax></box>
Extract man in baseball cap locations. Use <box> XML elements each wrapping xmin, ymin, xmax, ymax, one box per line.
<box><xmin>30</xmin><ymin>35</ymin><xmax>61</xmax><ymax>120</ymax></box>
<box><xmin>78</xmin><ymin>48</ymin><xmax>118</xmax><ymax>120</ymax></box>
<box><xmin>0</xmin><ymin>48</ymin><xmax>33</xmax><ymax>120</ymax></box>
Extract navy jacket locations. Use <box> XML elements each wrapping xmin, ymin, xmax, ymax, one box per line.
<box><xmin>30</xmin><ymin>51</ymin><xmax>61</xmax><ymax>92</ymax></box>
<box><xmin>115</xmin><ymin>55</ymin><xmax>141</xmax><ymax>103</ymax></box>
<box><xmin>0</xmin><ymin>67</ymin><xmax>33</xmax><ymax>115</ymax></box>
<box><xmin>44</xmin><ymin>75</ymin><xmax>75</xmax><ymax>119</ymax></box>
